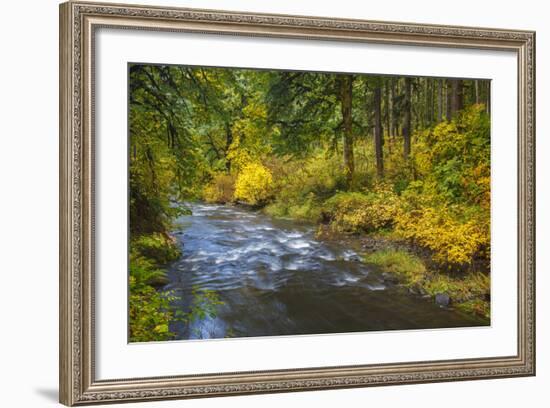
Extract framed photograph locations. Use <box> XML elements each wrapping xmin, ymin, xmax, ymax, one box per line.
<box><xmin>59</xmin><ymin>1</ymin><xmax>535</xmax><ymax>405</ymax></box>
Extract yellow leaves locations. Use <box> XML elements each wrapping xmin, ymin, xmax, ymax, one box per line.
<box><xmin>242</xmin><ymin>101</ymin><xmax>267</xmax><ymax>120</ymax></box>
<box><xmin>154</xmin><ymin>324</ymin><xmax>169</xmax><ymax>334</ymax></box>
<box><xmin>323</xmin><ymin>188</ymin><xmax>400</xmax><ymax>234</ymax></box>
<box><xmin>395</xmin><ymin>203</ymin><xmax>489</xmax><ymax>266</ymax></box>
<box><xmin>325</xmin><ymin>181</ymin><xmax>490</xmax><ymax>267</ymax></box>
<box><xmin>226</xmin><ymin>100</ymin><xmax>272</xmax><ymax>172</ymax></box>
<box><xmin>234</xmin><ymin>162</ymin><xmax>273</xmax><ymax>205</ymax></box>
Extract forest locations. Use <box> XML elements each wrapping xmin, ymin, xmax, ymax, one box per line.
<box><xmin>128</xmin><ymin>63</ymin><xmax>491</xmax><ymax>342</ymax></box>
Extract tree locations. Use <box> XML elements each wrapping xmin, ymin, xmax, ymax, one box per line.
<box><xmin>373</xmin><ymin>80</ymin><xmax>384</xmax><ymax>177</ymax></box>
<box><xmin>450</xmin><ymin>79</ymin><xmax>464</xmax><ymax>115</ymax></box>
<box><xmin>402</xmin><ymin>77</ymin><xmax>412</xmax><ymax>159</ymax></box>
<box><xmin>437</xmin><ymin>79</ymin><xmax>443</xmax><ymax>122</ymax></box>
<box><xmin>339</xmin><ymin>74</ymin><xmax>355</xmax><ymax>186</ymax></box>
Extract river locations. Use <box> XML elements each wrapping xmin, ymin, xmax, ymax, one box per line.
<box><xmin>165</xmin><ymin>203</ymin><xmax>487</xmax><ymax>340</ymax></box>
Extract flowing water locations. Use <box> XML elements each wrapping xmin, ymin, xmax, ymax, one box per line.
<box><xmin>166</xmin><ymin>203</ymin><xmax>487</xmax><ymax>340</ymax></box>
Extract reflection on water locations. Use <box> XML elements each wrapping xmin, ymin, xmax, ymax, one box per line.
<box><xmin>166</xmin><ymin>203</ymin><xmax>487</xmax><ymax>340</ymax></box>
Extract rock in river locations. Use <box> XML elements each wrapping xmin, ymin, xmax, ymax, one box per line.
<box><xmin>435</xmin><ymin>293</ymin><xmax>451</xmax><ymax>307</ymax></box>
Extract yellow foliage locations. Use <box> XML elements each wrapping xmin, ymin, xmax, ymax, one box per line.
<box><xmin>234</xmin><ymin>162</ymin><xmax>273</xmax><ymax>205</ymax></box>
<box><xmin>203</xmin><ymin>173</ymin><xmax>236</xmax><ymax>203</ymax></box>
<box><xmin>395</xmin><ymin>204</ymin><xmax>489</xmax><ymax>266</ymax></box>
<box><xmin>226</xmin><ymin>101</ymin><xmax>272</xmax><ymax>171</ymax></box>
<box><xmin>322</xmin><ymin>185</ymin><xmax>401</xmax><ymax>233</ymax></box>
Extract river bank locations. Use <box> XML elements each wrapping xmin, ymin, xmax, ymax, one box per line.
<box><xmin>162</xmin><ymin>203</ymin><xmax>487</xmax><ymax>340</ymax></box>
<box><xmin>315</xmin><ymin>225</ymin><xmax>490</xmax><ymax>320</ymax></box>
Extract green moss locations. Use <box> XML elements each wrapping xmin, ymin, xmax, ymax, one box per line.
<box><xmin>456</xmin><ymin>299</ymin><xmax>490</xmax><ymax>319</ymax></box>
<box><xmin>264</xmin><ymin>193</ymin><xmax>321</xmax><ymax>222</ymax></box>
<box><xmin>264</xmin><ymin>201</ymin><xmax>289</xmax><ymax>218</ymax></box>
<box><xmin>363</xmin><ymin>249</ymin><xmax>490</xmax><ymax>320</ymax></box>
<box><xmin>363</xmin><ymin>249</ymin><xmax>426</xmax><ymax>284</ymax></box>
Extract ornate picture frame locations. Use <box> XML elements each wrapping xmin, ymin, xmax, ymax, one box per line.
<box><xmin>59</xmin><ymin>1</ymin><xmax>535</xmax><ymax>405</ymax></box>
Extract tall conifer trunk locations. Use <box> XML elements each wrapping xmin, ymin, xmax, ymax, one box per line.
<box><xmin>374</xmin><ymin>82</ymin><xmax>384</xmax><ymax>177</ymax></box>
<box><xmin>340</xmin><ymin>75</ymin><xmax>354</xmax><ymax>187</ymax></box>
<box><xmin>403</xmin><ymin>77</ymin><xmax>412</xmax><ymax>159</ymax></box>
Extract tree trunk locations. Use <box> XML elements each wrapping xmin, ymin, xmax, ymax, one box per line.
<box><xmin>384</xmin><ymin>79</ymin><xmax>391</xmax><ymax>140</ymax></box>
<box><xmin>446</xmin><ymin>79</ymin><xmax>453</xmax><ymax>120</ymax></box>
<box><xmin>423</xmin><ymin>78</ymin><xmax>429</xmax><ymax>127</ymax></box>
<box><xmin>403</xmin><ymin>77</ymin><xmax>412</xmax><ymax>159</ymax></box>
<box><xmin>390</xmin><ymin>78</ymin><xmax>397</xmax><ymax>138</ymax></box>
<box><xmin>486</xmin><ymin>81</ymin><xmax>491</xmax><ymax>115</ymax></box>
<box><xmin>340</xmin><ymin>75</ymin><xmax>354</xmax><ymax>187</ymax></box>
<box><xmin>374</xmin><ymin>83</ymin><xmax>384</xmax><ymax>178</ymax></box>
<box><xmin>437</xmin><ymin>79</ymin><xmax>443</xmax><ymax>122</ymax></box>
<box><xmin>450</xmin><ymin>79</ymin><xmax>464</xmax><ymax>116</ymax></box>
<box><xmin>224</xmin><ymin>123</ymin><xmax>233</xmax><ymax>172</ymax></box>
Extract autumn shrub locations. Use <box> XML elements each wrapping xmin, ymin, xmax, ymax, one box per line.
<box><xmin>387</xmin><ymin>105</ymin><xmax>491</xmax><ymax>269</ymax></box>
<box><xmin>203</xmin><ymin>172</ymin><xmax>236</xmax><ymax>204</ymax></box>
<box><xmin>234</xmin><ymin>162</ymin><xmax>274</xmax><ymax>205</ymax></box>
<box><xmin>321</xmin><ymin>185</ymin><xmax>401</xmax><ymax>234</ymax></box>
<box><xmin>395</xmin><ymin>204</ymin><xmax>489</xmax><ymax>267</ymax></box>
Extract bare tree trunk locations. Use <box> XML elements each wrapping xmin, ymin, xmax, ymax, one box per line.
<box><xmin>374</xmin><ymin>83</ymin><xmax>384</xmax><ymax>178</ymax></box>
<box><xmin>384</xmin><ymin>79</ymin><xmax>391</xmax><ymax>139</ymax></box>
<box><xmin>422</xmin><ymin>78</ymin><xmax>431</xmax><ymax>127</ymax></box>
<box><xmin>438</xmin><ymin>79</ymin><xmax>443</xmax><ymax>122</ymax></box>
<box><xmin>487</xmin><ymin>81</ymin><xmax>491</xmax><ymax>115</ymax></box>
<box><xmin>403</xmin><ymin>77</ymin><xmax>412</xmax><ymax>159</ymax></box>
<box><xmin>429</xmin><ymin>79</ymin><xmax>435</xmax><ymax>125</ymax></box>
<box><xmin>450</xmin><ymin>79</ymin><xmax>464</xmax><ymax>115</ymax></box>
<box><xmin>224</xmin><ymin>123</ymin><xmax>233</xmax><ymax>172</ymax></box>
<box><xmin>391</xmin><ymin>78</ymin><xmax>398</xmax><ymax>137</ymax></box>
<box><xmin>446</xmin><ymin>79</ymin><xmax>453</xmax><ymax>120</ymax></box>
<box><xmin>340</xmin><ymin>75</ymin><xmax>354</xmax><ymax>187</ymax></box>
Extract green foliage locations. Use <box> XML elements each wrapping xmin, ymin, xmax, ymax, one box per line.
<box><xmin>129</xmin><ymin>275</ymin><xmax>176</xmax><ymax>342</ymax></box>
<box><xmin>456</xmin><ymin>298</ymin><xmax>490</xmax><ymax>319</ymax></box>
<box><xmin>185</xmin><ymin>286</ymin><xmax>225</xmax><ymax>324</ymax></box>
<box><xmin>128</xmin><ymin>233</ymin><xmax>179</xmax><ymax>342</ymax></box>
<box><xmin>363</xmin><ymin>249</ymin><xmax>426</xmax><ymax>284</ymax></box>
<box><xmin>129</xmin><ymin>232</ymin><xmax>226</xmax><ymax>342</ymax></box>
<box><xmin>264</xmin><ymin>152</ymin><xmax>345</xmax><ymax>221</ymax></box>
<box><xmin>363</xmin><ymin>249</ymin><xmax>490</xmax><ymax>319</ymax></box>
<box><xmin>412</xmin><ymin>104</ymin><xmax>491</xmax><ymax>206</ymax></box>
<box><xmin>129</xmin><ymin>253</ymin><xmax>168</xmax><ymax>288</ymax></box>
<box><xmin>265</xmin><ymin>192</ymin><xmax>321</xmax><ymax>222</ymax></box>
<box><xmin>129</xmin><ymin>63</ymin><xmax>492</xmax><ymax>323</ymax></box>
<box><xmin>131</xmin><ymin>233</ymin><xmax>181</xmax><ymax>265</ymax></box>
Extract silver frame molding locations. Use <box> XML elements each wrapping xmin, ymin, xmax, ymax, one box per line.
<box><xmin>59</xmin><ymin>1</ymin><xmax>536</xmax><ymax>405</ymax></box>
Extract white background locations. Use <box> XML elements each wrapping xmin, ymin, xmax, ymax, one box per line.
<box><xmin>0</xmin><ymin>0</ymin><xmax>546</xmax><ymax>407</ymax></box>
